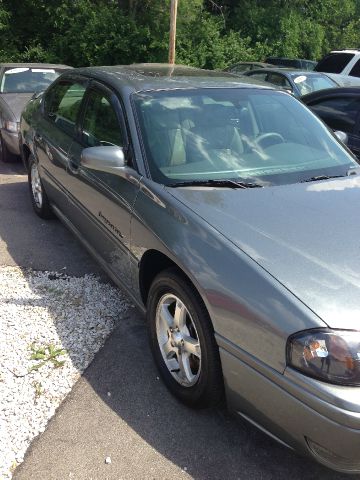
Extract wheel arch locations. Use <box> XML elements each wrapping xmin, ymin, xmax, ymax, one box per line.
<box><xmin>139</xmin><ymin>249</ymin><xmax>205</xmax><ymax>310</ymax></box>
<box><xmin>21</xmin><ymin>143</ymin><xmax>31</xmax><ymax>171</ymax></box>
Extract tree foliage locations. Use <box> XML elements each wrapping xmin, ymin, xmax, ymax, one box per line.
<box><xmin>0</xmin><ymin>0</ymin><xmax>358</xmax><ymax>68</ymax></box>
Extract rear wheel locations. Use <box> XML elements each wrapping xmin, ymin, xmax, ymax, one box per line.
<box><xmin>28</xmin><ymin>155</ymin><xmax>54</xmax><ymax>219</ymax></box>
<box><xmin>147</xmin><ymin>268</ymin><xmax>224</xmax><ymax>408</ymax></box>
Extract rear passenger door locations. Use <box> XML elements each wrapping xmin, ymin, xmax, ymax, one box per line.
<box><xmin>64</xmin><ymin>82</ymin><xmax>141</xmax><ymax>286</ymax></box>
<box><xmin>35</xmin><ymin>77</ymin><xmax>87</xmax><ymax>213</ymax></box>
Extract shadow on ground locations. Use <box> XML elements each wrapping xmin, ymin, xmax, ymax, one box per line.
<box><xmin>0</xmin><ymin>161</ymin><xmax>356</xmax><ymax>479</ymax></box>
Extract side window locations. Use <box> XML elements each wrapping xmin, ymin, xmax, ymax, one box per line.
<box><xmin>81</xmin><ymin>89</ymin><xmax>123</xmax><ymax>147</ymax></box>
<box><xmin>309</xmin><ymin>97</ymin><xmax>360</xmax><ymax>133</ymax></box>
<box><xmin>247</xmin><ymin>72</ymin><xmax>267</xmax><ymax>81</ymax></box>
<box><xmin>349</xmin><ymin>59</ymin><xmax>360</xmax><ymax>77</ymax></box>
<box><xmin>315</xmin><ymin>53</ymin><xmax>354</xmax><ymax>73</ymax></box>
<box><xmin>44</xmin><ymin>81</ymin><xmax>86</xmax><ymax>136</ymax></box>
<box><xmin>230</xmin><ymin>64</ymin><xmax>247</xmax><ymax>73</ymax></box>
<box><xmin>267</xmin><ymin>73</ymin><xmax>292</xmax><ymax>90</ymax></box>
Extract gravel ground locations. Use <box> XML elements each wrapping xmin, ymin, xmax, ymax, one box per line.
<box><xmin>0</xmin><ymin>266</ymin><xmax>128</xmax><ymax>479</ymax></box>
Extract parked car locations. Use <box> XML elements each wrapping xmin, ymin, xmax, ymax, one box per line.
<box><xmin>302</xmin><ymin>87</ymin><xmax>360</xmax><ymax>158</ymax></box>
<box><xmin>242</xmin><ymin>68</ymin><xmax>338</xmax><ymax>97</ymax></box>
<box><xmin>224</xmin><ymin>62</ymin><xmax>275</xmax><ymax>74</ymax></box>
<box><xmin>325</xmin><ymin>72</ymin><xmax>360</xmax><ymax>87</ymax></box>
<box><xmin>0</xmin><ymin>63</ymin><xmax>71</xmax><ymax>162</ymax></box>
<box><xmin>265</xmin><ymin>57</ymin><xmax>317</xmax><ymax>70</ymax></box>
<box><xmin>315</xmin><ymin>49</ymin><xmax>360</xmax><ymax>77</ymax></box>
<box><xmin>20</xmin><ymin>64</ymin><xmax>360</xmax><ymax>474</ymax></box>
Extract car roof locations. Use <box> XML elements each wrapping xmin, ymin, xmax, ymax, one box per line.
<box><xmin>251</xmin><ymin>67</ymin><xmax>326</xmax><ymax>75</ymax></box>
<box><xmin>0</xmin><ymin>63</ymin><xmax>71</xmax><ymax>69</ymax></box>
<box><xmin>246</xmin><ymin>68</ymin><xmax>326</xmax><ymax>76</ymax></box>
<box><xmin>266</xmin><ymin>56</ymin><xmax>311</xmax><ymax>60</ymax></box>
<box><xmin>66</xmin><ymin>63</ymin><xmax>274</xmax><ymax>93</ymax></box>
<box><xmin>227</xmin><ymin>61</ymin><xmax>275</xmax><ymax>68</ymax></box>
<box><xmin>302</xmin><ymin>86</ymin><xmax>360</xmax><ymax>103</ymax></box>
<box><xmin>329</xmin><ymin>49</ymin><xmax>360</xmax><ymax>54</ymax></box>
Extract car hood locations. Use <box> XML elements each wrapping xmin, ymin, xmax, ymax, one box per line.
<box><xmin>168</xmin><ymin>176</ymin><xmax>360</xmax><ymax>330</ymax></box>
<box><xmin>0</xmin><ymin>93</ymin><xmax>34</xmax><ymax>120</ymax></box>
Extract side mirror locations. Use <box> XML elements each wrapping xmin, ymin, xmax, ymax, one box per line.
<box><xmin>334</xmin><ymin>130</ymin><xmax>348</xmax><ymax>145</ymax></box>
<box><xmin>81</xmin><ymin>146</ymin><xmax>125</xmax><ymax>174</ymax></box>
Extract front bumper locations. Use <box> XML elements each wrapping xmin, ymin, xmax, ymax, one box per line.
<box><xmin>219</xmin><ymin>342</ymin><xmax>360</xmax><ymax>473</ymax></box>
<box><xmin>1</xmin><ymin>128</ymin><xmax>20</xmax><ymax>155</ymax></box>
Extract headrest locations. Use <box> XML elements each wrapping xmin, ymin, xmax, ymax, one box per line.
<box><xmin>194</xmin><ymin>104</ymin><xmax>237</xmax><ymax>127</ymax></box>
<box><xmin>142</xmin><ymin>104</ymin><xmax>181</xmax><ymax>130</ymax></box>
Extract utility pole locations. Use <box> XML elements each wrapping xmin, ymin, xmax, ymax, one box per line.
<box><xmin>169</xmin><ymin>0</ymin><xmax>178</xmax><ymax>64</ymax></box>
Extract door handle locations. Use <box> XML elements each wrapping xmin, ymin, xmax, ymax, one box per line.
<box><xmin>68</xmin><ymin>157</ymin><xmax>80</xmax><ymax>175</ymax></box>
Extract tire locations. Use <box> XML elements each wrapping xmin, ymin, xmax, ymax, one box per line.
<box><xmin>147</xmin><ymin>268</ymin><xmax>224</xmax><ymax>408</ymax></box>
<box><xmin>28</xmin><ymin>155</ymin><xmax>54</xmax><ymax>219</ymax></box>
<box><xmin>1</xmin><ymin>134</ymin><xmax>16</xmax><ymax>163</ymax></box>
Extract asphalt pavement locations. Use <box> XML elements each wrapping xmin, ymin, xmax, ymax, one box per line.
<box><xmin>0</xmin><ymin>160</ymin><xmax>353</xmax><ymax>480</ymax></box>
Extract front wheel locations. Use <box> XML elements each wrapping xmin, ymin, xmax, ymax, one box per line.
<box><xmin>28</xmin><ymin>155</ymin><xmax>54</xmax><ymax>219</ymax></box>
<box><xmin>147</xmin><ymin>268</ymin><xmax>224</xmax><ymax>408</ymax></box>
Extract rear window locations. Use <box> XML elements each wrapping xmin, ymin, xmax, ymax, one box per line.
<box><xmin>265</xmin><ymin>58</ymin><xmax>300</xmax><ymax>68</ymax></box>
<box><xmin>0</xmin><ymin>67</ymin><xmax>62</xmax><ymax>93</ymax></box>
<box><xmin>315</xmin><ymin>53</ymin><xmax>354</xmax><ymax>73</ymax></box>
<box><xmin>228</xmin><ymin>64</ymin><xmax>249</xmax><ymax>73</ymax></box>
<box><xmin>290</xmin><ymin>73</ymin><xmax>337</xmax><ymax>95</ymax></box>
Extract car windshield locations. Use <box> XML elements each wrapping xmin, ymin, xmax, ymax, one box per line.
<box><xmin>133</xmin><ymin>88</ymin><xmax>358</xmax><ymax>186</ymax></box>
<box><xmin>0</xmin><ymin>67</ymin><xmax>62</xmax><ymax>93</ymax></box>
<box><xmin>290</xmin><ymin>73</ymin><xmax>337</xmax><ymax>95</ymax></box>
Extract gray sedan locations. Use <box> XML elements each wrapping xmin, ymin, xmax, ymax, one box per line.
<box><xmin>20</xmin><ymin>64</ymin><xmax>360</xmax><ymax>474</ymax></box>
<box><xmin>243</xmin><ymin>68</ymin><xmax>338</xmax><ymax>97</ymax></box>
<box><xmin>0</xmin><ymin>63</ymin><xmax>70</xmax><ymax>162</ymax></box>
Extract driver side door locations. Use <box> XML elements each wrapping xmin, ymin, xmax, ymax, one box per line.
<box><xmin>64</xmin><ymin>82</ymin><xmax>141</xmax><ymax>287</ymax></box>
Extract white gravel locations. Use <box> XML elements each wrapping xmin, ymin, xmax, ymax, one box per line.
<box><xmin>0</xmin><ymin>266</ymin><xmax>129</xmax><ymax>479</ymax></box>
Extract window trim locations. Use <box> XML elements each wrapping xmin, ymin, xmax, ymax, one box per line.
<box><xmin>76</xmin><ymin>80</ymin><xmax>131</xmax><ymax>154</ymax></box>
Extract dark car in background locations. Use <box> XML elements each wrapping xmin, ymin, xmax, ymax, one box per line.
<box><xmin>303</xmin><ymin>87</ymin><xmax>360</xmax><ymax>158</ymax></box>
<box><xmin>19</xmin><ymin>63</ymin><xmax>360</xmax><ymax>473</ymax></box>
<box><xmin>242</xmin><ymin>68</ymin><xmax>338</xmax><ymax>97</ymax></box>
<box><xmin>224</xmin><ymin>61</ymin><xmax>275</xmax><ymax>74</ymax></box>
<box><xmin>265</xmin><ymin>57</ymin><xmax>317</xmax><ymax>70</ymax></box>
<box><xmin>0</xmin><ymin>63</ymin><xmax>71</xmax><ymax>162</ymax></box>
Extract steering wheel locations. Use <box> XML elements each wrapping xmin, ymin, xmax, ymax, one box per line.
<box><xmin>255</xmin><ymin>132</ymin><xmax>285</xmax><ymax>149</ymax></box>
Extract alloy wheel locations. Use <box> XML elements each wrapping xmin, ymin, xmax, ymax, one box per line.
<box><xmin>155</xmin><ymin>293</ymin><xmax>201</xmax><ymax>387</ymax></box>
<box><xmin>31</xmin><ymin>162</ymin><xmax>43</xmax><ymax>209</ymax></box>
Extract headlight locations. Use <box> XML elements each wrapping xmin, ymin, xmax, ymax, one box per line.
<box><xmin>4</xmin><ymin>121</ymin><xmax>19</xmax><ymax>132</ymax></box>
<box><xmin>287</xmin><ymin>329</ymin><xmax>360</xmax><ymax>386</ymax></box>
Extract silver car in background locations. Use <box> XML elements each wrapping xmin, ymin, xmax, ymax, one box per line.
<box><xmin>0</xmin><ymin>63</ymin><xmax>71</xmax><ymax>162</ymax></box>
<box><xmin>20</xmin><ymin>64</ymin><xmax>360</xmax><ymax>473</ymax></box>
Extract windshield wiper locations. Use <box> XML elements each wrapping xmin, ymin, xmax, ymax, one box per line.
<box><xmin>300</xmin><ymin>174</ymin><xmax>345</xmax><ymax>183</ymax></box>
<box><xmin>167</xmin><ymin>179</ymin><xmax>263</xmax><ymax>189</ymax></box>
